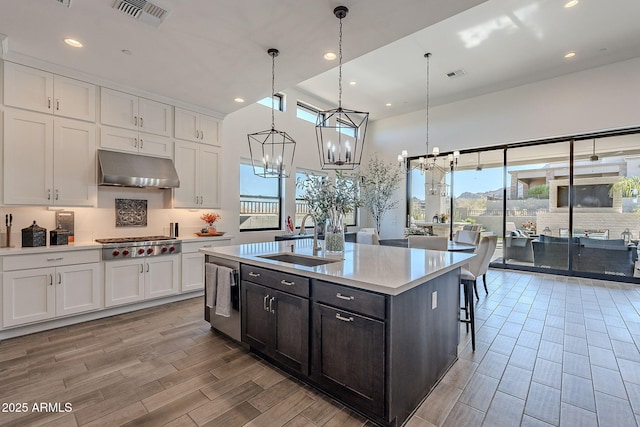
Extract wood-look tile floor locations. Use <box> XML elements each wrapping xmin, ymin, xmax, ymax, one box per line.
<box><xmin>1</xmin><ymin>270</ymin><xmax>639</xmax><ymax>426</ymax></box>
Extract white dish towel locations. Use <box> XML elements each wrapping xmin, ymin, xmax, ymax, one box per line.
<box><xmin>205</xmin><ymin>263</ymin><xmax>218</xmax><ymax>308</ymax></box>
<box><xmin>215</xmin><ymin>266</ymin><xmax>235</xmax><ymax>317</ymax></box>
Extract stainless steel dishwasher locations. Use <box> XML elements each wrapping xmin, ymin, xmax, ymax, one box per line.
<box><xmin>205</xmin><ymin>255</ymin><xmax>241</xmax><ymax>341</ymax></box>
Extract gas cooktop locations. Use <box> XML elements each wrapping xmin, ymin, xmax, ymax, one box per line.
<box><xmin>96</xmin><ymin>236</ymin><xmax>181</xmax><ymax>260</ymax></box>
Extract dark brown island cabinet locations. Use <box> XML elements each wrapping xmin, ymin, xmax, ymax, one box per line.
<box><xmin>240</xmin><ymin>262</ymin><xmax>460</xmax><ymax>427</ymax></box>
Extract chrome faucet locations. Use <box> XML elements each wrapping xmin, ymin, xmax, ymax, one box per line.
<box><xmin>299</xmin><ymin>213</ymin><xmax>322</xmax><ymax>256</ymax></box>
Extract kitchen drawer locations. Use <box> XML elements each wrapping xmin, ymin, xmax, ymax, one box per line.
<box><xmin>313</xmin><ymin>280</ymin><xmax>386</xmax><ymax>320</ymax></box>
<box><xmin>3</xmin><ymin>250</ymin><xmax>100</xmax><ymax>271</ymax></box>
<box><xmin>183</xmin><ymin>239</ymin><xmax>229</xmax><ymax>254</ymax></box>
<box><xmin>240</xmin><ymin>264</ymin><xmax>309</xmax><ymax>298</ymax></box>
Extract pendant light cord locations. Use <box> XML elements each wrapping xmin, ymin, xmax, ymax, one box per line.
<box><xmin>271</xmin><ymin>51</ymin><xmax>276</xmax><ymax>130</ymax></box>
<box><xmin>425</xmin><ymin>52</ymin><xmax>431</xmax><ymax>159</ymax></box>
<box><xmin>338</xmin><ymin>15</ymin><xmax>343</xmax><ymax>110</ymax></box>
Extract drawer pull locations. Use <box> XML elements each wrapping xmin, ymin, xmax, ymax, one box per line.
<box><xmin>336</xmin><ymin>313</ymin><xmax>354</xmax><ymax>322</ymax></box>
<box><xmin>264</xmin><ymin>295</ymin><xmax>270</xmax><ymax>311</ymax></box>
<box><xmin>336</xmin><ymin>293</ymin><xmax>354</xmax><ymax>301</ymax></box>
<box><xmin>49</xmin><ymin>274</ymin><xmax>53</xmax><ymax>286</ymax></box>
<box><xmin>280</xmin><ymin>279</ymin><xmax>295</xmax><ymax>286</ymax></box>
<box><xmin>46</xmin><ymin>257</ymin><xmax>63</xmax><ymax>262</ymax></box>
<box><xmin>248</xmin><ymin>272</ymin><xmax>261</xmax><ymax>278</ymax></box>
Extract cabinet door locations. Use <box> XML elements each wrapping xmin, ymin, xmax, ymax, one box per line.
<box><xmin>241</xmin><ymin>281</ymin><xmax>272</xmax><ymax>352</ymax></box>
<box><xmin>173</xmin><ymin>140</ymin><xmax>199</xmax><ymax>208</ymax></box>
<box><xmin>181</xmin><ymin>252</ymin><xmax>205</xmax><ymax>292</ymax></box>
<box><xmin>53</xmin><ymin>118</ymin><xmax>96</xmax><ymax>206</ymax></box>
<box><xmin>138</xmin><ymin>98</ymin><xmax>171</xmax><ymax>137</ymax></box>
<box><xmin>100</xmin><ymin>126</ymin><xmax>139</xmax><ymax>153</ymax></box>
<box><xmin>4</xmin><ymin>62</ymin><xmax>53</xmax><ymax>114</ymax></box>
<box><xmin>3</xmin><ymin>268</ymin><xmax>55</xmax><ymax>327</ymax></box>
<box><xmin>312</xmin><ymin>303</ymin><xmax>385</xmax><ymax>417</ymax></box>
<box><xmin>174</xmin><ymin>108</ymin><xmax>199</xmax><ymax>142</ymax></box>
<box><xmin>272</xmin><ymin>290</ymin><xmax>309</xmax><ymax>375</ymax></box>
<box><xmin>199</xmin><ymin>114</ymin><xmax>220</xmax><ymax>146</ymax></box>
<box><xmin>3</xmin><ymin>110</ymin><xmax>54</xmax><ymax>205</ymax></box>
<box><xmin>100</xmin><ymin>88</ymin><xmax>138</xmax><ymax>130</ymax></box>
<box><xmin>199</xmin><ymin>145</ymin><xmax>221</xmax><ymax>208</ymax></box>
<box><xmin>56</xmin><ymin>263</ymin><xmax>101</xmax><ymax>316</ymax></box>
<box><xmin>104</xmin><ymin>259</ymin><xmax>145</xmax><ymax>307</ymax></box>
<box><xmin>145</xmin><ymin>256</ymin><xmax>179</xmax><ymax>299</ymax></box>
<box><xmin>138</xmin><ymin>132</ymin><xmax>173</xmax><ymax>158</ymax></box>
<box><xmin>53</xmin><ymin>75</ymin><xmax>96</xmax><ymax>121</ymax></box>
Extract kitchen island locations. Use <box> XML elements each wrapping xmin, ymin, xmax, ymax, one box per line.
<box><xmin>201</xmin><ymin>239</ymin><xmax>473</xmax><ymax>427</ymax></box>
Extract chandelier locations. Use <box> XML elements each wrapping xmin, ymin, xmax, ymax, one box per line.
<box><xmin>247</xmin><ymin>48</ymin><xmax>296</xmax><ymax>178</ymax></box>
<box><xmin>316</xmin><ymin>6</ymin><xmax>368</xmax><ymax>170</ymax></box>
<box><xmin>398</xmin><ymin>53</ymin><xmax>459</xmax><ymax>174</ymax></box>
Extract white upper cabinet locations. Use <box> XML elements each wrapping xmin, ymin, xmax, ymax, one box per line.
<box><xmin>100</xmin><ymin>126</ymin><xmax>173</xmax><ymax>158</ymax></box>
<box><xmin>3</xmin><ymin>109</ymin><xmax>96</xmax><ymax>206</ymax></box>
<box><xmin>101</xmin><ymin>88</ymin><xmax>172</xmax><ymax>137</ymax></box>
<box><xmin>174</xmin><ymin>107</ymin><xmax>220</xmax><ymax>146</ymax></box>
<box><xmin>173</xmin><ymin>140</ymin><xmax>221</xmax><ymax>208</ymax></box>
<box><xmin>3</xmin><ymin>62</ymin><xmax>96</xmax><ymax>122</ymax></box>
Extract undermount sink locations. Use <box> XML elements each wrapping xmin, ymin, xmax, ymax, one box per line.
<box><xmin>258</xmin><ymin>253</ymin><xmax>340</xmax><ymax>267</ymax></box>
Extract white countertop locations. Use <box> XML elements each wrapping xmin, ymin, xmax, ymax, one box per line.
<box><xmin>201</xmin><ymin>240</ymin><xmax>474</xmax><ymax>296</ymax></box>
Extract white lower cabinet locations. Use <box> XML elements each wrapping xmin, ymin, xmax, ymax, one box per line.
<box><xmin>180</xmin><ymin>238</ymin><xmax>232</xmax><ymax>292</ymax></box>
<box><xmin>2</xmin><ymin>253</ymin><xmax>101</xmax><ymax>328</ymax></box>
<box><xmin>104</xmin><ymin>256</ymin><xmax>179</xmax><ymax>307</ymax></box>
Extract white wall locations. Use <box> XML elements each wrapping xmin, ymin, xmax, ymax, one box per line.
<box><xmin>367</xmin><ymin>57</ymin><xmax>640</xmax><ymax>238</ymax></box>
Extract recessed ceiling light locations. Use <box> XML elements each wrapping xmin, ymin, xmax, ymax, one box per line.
<box><xmin>64</xmin><ymin>38</ymin><xmax>83</xmax><ymax>48</ymax></box>
<box><xmin>564</xmin><ymin>51</ymin><xmax>576</xmax><ymax>59</ymax></box>
<box><xmin>324</xmin><ymin>52</ymin><xmax>337</xmax><ymax>61</ymax></box>
<box><xmin>385</xmin><ymin>103</ymin><xmax>392</xmax><ymax>107</ymax></box>
<box><xmin>564</xmin><ymin>0</ymin><xmax>579</xmax><ymax>8</ymax></box>
<box><xmin>234</xmin><ymin>97</ymin><xmax>245</xmax><ymax>103</ymax></box>
<box><xmin>121</xmin><ymin>49</ymin><xmax>132</xmax><ymax>55</ymax></box>
<box><xmin>349</xmin><ymin>81</ymin><xmax>356</xmax><ymax>86</ymax></box>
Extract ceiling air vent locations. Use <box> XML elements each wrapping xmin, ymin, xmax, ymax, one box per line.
<box><xmin>54</xmin><ymin>0</ymin><xmax>72</xmax><ymax>7</ymax></box>
<box><xmin>446</xmin><ymin>69</ymin><xmax>467</xmax><ymax>79</ymax></box>
<box><xmin>113</xmin><ymin>0</ymin><xmax>169</xmax><ymax>27</ymax></box>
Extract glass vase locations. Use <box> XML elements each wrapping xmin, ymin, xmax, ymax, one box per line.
<box><xmin>324</xmin><ymin>209</ymin><xmax>345</xmax><ymax>254</ymax></box>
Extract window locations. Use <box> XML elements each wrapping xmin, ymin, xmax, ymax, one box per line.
<box><xmin>297</xmin><ymin>102</ymin><xmax>324</xmax><ymax>124</ymax></box>
<box><xmin>338</xmin><ymin>175</ymin><xmax>358</xmax><ymax>227</ymax></box>
<box><xmin>337</xmin><ymin>119</ymin><xmax>357</xmax><ymax>138</ymax></box>
<box><xmin>257</xmin><ymin>93</ymin><xmax>283</xmax><ymax>111</ymax></box>
<box><xmin>240</xmin><ymin>162</ymin><xmax>282</xmax><ymax>231</ymax></box>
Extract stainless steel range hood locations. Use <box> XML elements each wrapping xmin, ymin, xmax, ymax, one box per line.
<box><xmin>98</xmin><ymin>150</ymin><xmax>180</xmax><ymax>188</ymax></box>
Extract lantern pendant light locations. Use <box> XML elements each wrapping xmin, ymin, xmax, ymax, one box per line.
<box><xmin>316</xmin><ymin>6</ymin><xmax>369</xmax><ymax>170</ymax></box>
<box><xmin>247</xmin><ymin>48</ymin><xmax>296</xmax><ymax>178</ymax></box>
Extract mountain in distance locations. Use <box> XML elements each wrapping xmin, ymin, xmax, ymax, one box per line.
<box><xmin>458</xmin><ymin>188</ymin><xmax>505</xmax><ymax>200</ymax></box>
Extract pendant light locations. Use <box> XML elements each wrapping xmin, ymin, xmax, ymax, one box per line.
<box><xmin>589</xmin><ymin>139</ymin><xmax>599</xmax><ymax>161</ymax></box>
<box><xmin>247</xmin><ymin>48</ymin><xmax>296</xmax><ymax>178</ymax></box>
<box><xmin>316</xmin><ymin>6</ymin><xmax>368</xmax><ymax>170</ymax></box>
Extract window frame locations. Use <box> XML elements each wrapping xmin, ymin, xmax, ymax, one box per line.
<box><xmin>257</xmin><ymin>93</ymin><xmax>284</xmax><ymax>111</ymax></box>
<box><xmin>239</xmin><ymin>159</ymin><xmax>283</xmax><ymax>232</ymax></box>
<box><xmin>297</xmin><ymin>101</ymin><xmax>325</xmax><ymax>125</ymax></box>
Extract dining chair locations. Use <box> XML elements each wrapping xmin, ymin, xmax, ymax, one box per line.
<box><xmin>460</xmin><ymin>235</ymin><xmax>498</xmax><ymax>300</ymax></box>
<box><xmin>356</xmin><ymin>228</ymin><xmax>380</xmax><ymax>245</ymax></box>
<box><xmin>454</xmin><ymin>230</ymin><xmax>481</xmax><ymax>246</ymax></box>
<box><xmin>408</xmin><ymin>235</ymin><xmax>447</xmax><ymax>250</ymax></box>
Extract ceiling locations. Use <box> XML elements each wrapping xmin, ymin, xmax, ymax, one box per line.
<box><xmin>1</xmin><ymin>0</ymin><xmax>639</xmax><ymax>121</ymax></box>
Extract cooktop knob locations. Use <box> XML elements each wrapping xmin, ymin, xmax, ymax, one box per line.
<box><xmin>147</xmin><ymin>247</ymin><xmax>154</xmax><ymax>254</ymax></box>
<box><xmin>161</xmin><ymin>247</ymin><xmax>168</xmax><ymax>253</ymax></box>
<box><xmin>138</xmin><ymin>248</ymin><xmax>145</xmax><ymax>255</ymax></box>
<box><xmin>112</xmin><ymin>250</ymin><xmax>120</xmax><ymax>257</ymax></box>
<box><xmin>169</xmin><ymin>246</ymin><xmax>175</xmax><ymax>252</ymax></box>
<box><xmin>123</xmin><ymin>249</ymin><xmax>130</xmax><ymax>256</ymax></box>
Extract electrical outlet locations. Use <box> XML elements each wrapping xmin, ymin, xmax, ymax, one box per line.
<box><xmin>432</xmin><ymin>291</ymin><xmax>437</xmax><ymax>309</ymax></box>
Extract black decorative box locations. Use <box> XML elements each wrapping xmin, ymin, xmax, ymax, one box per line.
<box><xmin>22</xmin><ymin>221</ymin><xmax>47</xmax><ymax>247</ymax></box>
<box><xmin>50</xmin><ymin>226</ymin><xmax>70</xmax><ymax>246</ymax></box>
